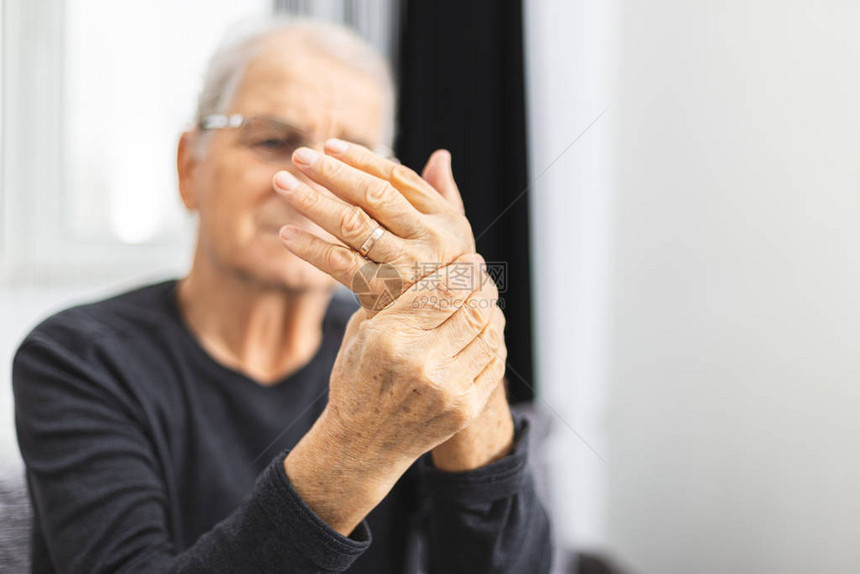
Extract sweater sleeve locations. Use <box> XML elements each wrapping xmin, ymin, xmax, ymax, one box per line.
<box><xmin>12</xmin><ymin>330</ymin><xmax>371</xmax><ymax>574</ymax></box>
<box><xmin>414</xmin><ymin>410</ymin><xmax>554</xmax><ymax>574</ymax></box>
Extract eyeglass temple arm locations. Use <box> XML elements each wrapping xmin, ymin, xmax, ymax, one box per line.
<box><xmin>199</xmin><ymin>114</ymin><xmax>245</xmax><ymax>130</ymax></box>
<box><xmin>199</xmin><ymin>114</ymin><xmax>397</xmax><ymax>160</ymax></box>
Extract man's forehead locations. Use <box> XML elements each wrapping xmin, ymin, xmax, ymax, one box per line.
<box><xmin>231</xmin><ymin>37</ymin><xmax>383</xmax><ymax>139</ymax></box>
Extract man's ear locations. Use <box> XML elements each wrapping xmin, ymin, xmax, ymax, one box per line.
<box><xmin>177</xmin><ymin>131</ymin><xmax>200</xmax><ymax>211</ymax></box>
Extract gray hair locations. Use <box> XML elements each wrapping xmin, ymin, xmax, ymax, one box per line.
<box><xmin>192</xmin><ymin>16</ymin><xmax>396</xmax><ymax>156</ymax></box>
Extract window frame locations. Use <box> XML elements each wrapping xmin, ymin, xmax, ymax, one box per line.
<box><xmin>1</xmin><ymin>0</ymin><xmax>193</xmax><ymax>286</ymax></box>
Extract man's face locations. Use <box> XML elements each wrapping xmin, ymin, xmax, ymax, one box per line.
<box><xmin>180</xmin><ymin>34</ymin><xmax>385</xmax><ymax>291</ymax></box>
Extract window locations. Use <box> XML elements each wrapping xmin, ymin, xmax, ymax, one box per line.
<box><xmin>1</xmin><ymin>0</ymin><xmax>270</xmax><ymax>284</ymax></box>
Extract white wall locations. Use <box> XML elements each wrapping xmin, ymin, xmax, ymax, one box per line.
<box><xmin>608</xmin><ymin>1</ymin><xmax>860</xmax><ymax>572</ymax></box>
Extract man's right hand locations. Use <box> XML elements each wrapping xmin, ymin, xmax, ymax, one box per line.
<box><xmin>283</xmin><ymin>252</ymin><xmax>506</xmax><ymax>536</ymax></box>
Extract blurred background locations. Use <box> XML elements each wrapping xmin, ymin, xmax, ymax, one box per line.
<box><xmin>2</xmin><ymin>0</ymin><xmax>860</xmax><ymax>572</ymax></box>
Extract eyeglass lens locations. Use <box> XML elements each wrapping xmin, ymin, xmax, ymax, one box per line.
<box><xmin>240</xmin><ymin>117</ymin><xmax>314</xmax><ymax>164</ymax></box>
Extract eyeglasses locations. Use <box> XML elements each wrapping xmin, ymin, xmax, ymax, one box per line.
<box><xmin>199</xmin><ymin>114</ymin><xmax>393</xmax><ymax>164</ymax></box>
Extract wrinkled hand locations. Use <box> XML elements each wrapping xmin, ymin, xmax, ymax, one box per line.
<box><xmin>325</xmin><ymin>253</ymin><xmax>507</xmax><ymax>463</ymax></box>
<box><xmin>274</xmin><ymin>140</ymin><xmax>474</xmax><ymax>314</ymax></box>
<box><xmin>278</xmin><ymin>145</ymin><xmax>515</xmax><ymax>536</ymax></box>
<box><xmin>283</xmin><ymin>254</ymin><xmax>507</xmax><ymax>535</ymax></box>
<box><xmin>274</xmin><ymin>142</ymin><xmax>515</xmax><ymax>473</ymax></box>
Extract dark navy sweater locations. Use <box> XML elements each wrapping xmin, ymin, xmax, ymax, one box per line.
<box><xmin>12</xmin><ymin>279</ymin><xmax>552</xmax><ymax>573</ymax></box>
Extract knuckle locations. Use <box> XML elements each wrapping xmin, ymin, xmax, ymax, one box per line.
<box><xmin>433</xmin><ymin>382</ymin><xmax>455</xmax><ymax>406</ymax></box>
<box><xmin>492</xmin><ymin>355</ymin><xmax>507</xmax><ymax>378</ymax></box>
<box><xmin>374</xmin><ymin>337</ymin><xmax>399</xmax><ymax>364</ymax></box>
<box><xmin>479</xmin><ymin>342</ymin><xmax>498</xmax><ymax>369</ymax></box>
<box><xmin>295</xmin><ymin>187</ymin><xmax>318</xmax><ymax>209</ymax></box>
<box><xmin>497</xmin><ymin>333</ymin><xmax>508</xmax><ymax>357</ymax></box>
<box><xmin>339</xmin><ymin>206</ymin><xmax>367</xmax><ymax>236</ymax></box>
<box><xmin>324</xmin><ymin>244</ymin><xmax>354</xmax><ymax>271</ymax></box>
<box><xmin>483</xmin><ymin>325</ymin><xmax>501</xmax><ymax>350</ymax></box>
<box><xmin>319</xmin><ymin>157</ymin><xmax>345</xmax><ymax>179</ymax></box>
<box><xmin>399</xmin><ymin>164</ymin><xmax>422</xmax><ymax>182</ymax></box>
<box><xmin>490</xmin><ymin>337</ymin><xmax>508</xmax><ymax>363</ymax></box>
<box><xmin>475</xmin><ymin>359</ymin><xmax>497</xmax><ymax>388</ymax></box>
<box><xmin>463</xmin><ymin>303</ymin><xmax>488</xmax><ymax>333</ymax></box>
<box><xmin>493</xmin><ymin>311</ymin><xmax>507</xmax><ymax>336</ymax></box>
<box><xmin>392</xmin><ymin>164</ymin><xmax>423</xmax><ymax>188</ymax></box>
<box><xmin>362</xmin><ymin>179</ymin><xmax>393</xmax><ymax>207</ymax></box>
<box><xmin>380</xmin><ymin>336</ymin><xmax>399</xmax><ymax>356</ymax></box>
<box><xmin>427</xmin><ymin>228</ymin><xmax>448</xmax><ymax>252</ymax></box>
<box><xmin>488</xmin><ymin>313</ymin><xmax>505</xmax><ymax>340</ymax></box>
<box><xmin>417</xmin><ymin>358</ymin><xmax>439</xmax><ymax>387</ymax></box>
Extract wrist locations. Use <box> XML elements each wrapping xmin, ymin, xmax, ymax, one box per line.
<box><xmin>284</xmin><ymin>405</ymin><xmax>410</xmax><ymax>536</ymax></box>
<box><xmin>431</xmin><ymin>382</ymin><xmax>515</xmax><ymax>472</ymax></box>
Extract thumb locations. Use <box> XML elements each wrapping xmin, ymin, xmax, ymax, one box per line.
<box><xmin>421</xmin><ymin>149</ymin><xmax>465</xmax><ymax>215</ymax></box>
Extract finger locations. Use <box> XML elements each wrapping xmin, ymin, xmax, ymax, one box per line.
<box><xmin>471</xmin><ymin>354</ymin><xmax>507</xmax><ymax>401</ymax></box>
<box><xmin>292</xmin><ymin>147</ymin><xmax>426</xmax><ymax>238</ymax></box>
<box><xmin>324</xmin><ymin>138</ymin><xmax>399</xmax><ymax>181</ymax></box>
<box><xmin>325</xmin><ymin>138</ymin><xmax>449</xmax><ymax>215</ymax></box>
<box><xmin>389</xmin><ymin>165</ymin><xmax>454</xmax><ymax>215</ymax></box>
<box><xmin>447</xmin><ymin>308</ymin><xmax>506</xmax><ymax>386</ymax></box>
<box><xmin>421</xmin><ymin>149</ymin><xmax>466</xmax><ymax>215</ymax></box>
<box><xmin>381</xmin><ymin>253</ymin><xmax>484</xmax><ymax>327</ymax></box>
<box><xmin>279</xmin><ymin>224</ymin><xmax>367</xmax><ymax>289</ymax></box>
<box><xmin>435</xmin><ymin>270</ymin><xmax>501</xmax><ymax>352</ymax></box>
<box><xmin>279</xmin><ymin>225</ymin><xmax>406</xmax><ymax>313</ymax></box>
<box><xmin>274</xmin><ymin>170</ymin><xmax>401</xmax><ymax>263</ymax></box>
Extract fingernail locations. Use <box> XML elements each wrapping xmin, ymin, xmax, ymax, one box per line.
<box><xmin>293</xmin><ymin>147</ymin><xmax>320</xmax><ymax>166</ymax></box>
<box><xmin>325</xmin><ymin>138</ymin><xmax>349</xmax><ymax>154</ymax></box>
<box><xmin>274</xmin><ymin>171</ymin><xmax>300</xmax><ymax>192</ymax></box>
<box><xmin>280</xmin><ymin>226</ymin><xmax>299</xmax><ymax>241</ymax></box>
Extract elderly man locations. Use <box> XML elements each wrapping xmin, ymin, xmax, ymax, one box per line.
<box><xmin>13</xmin><ymin>18</ymin><xmax>552</xmax><ymax>574</ymax></box>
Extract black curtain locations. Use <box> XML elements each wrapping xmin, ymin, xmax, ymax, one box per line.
<box><xmin>395</xmin><ymin>0</ymin><xmax>534</xmax><ymax>402</ymax></box>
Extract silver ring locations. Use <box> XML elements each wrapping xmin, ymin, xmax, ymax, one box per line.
<box><xmin>358</xmin><ymin>225</ymin><xmax>384</xmax><ymax>258</ymax></box>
